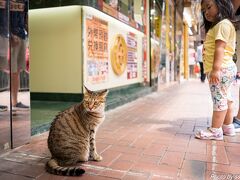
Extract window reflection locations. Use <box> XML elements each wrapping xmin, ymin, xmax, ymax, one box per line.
<box><xmin>150</xmin><ymin>0</ymin><xmax>163</xmax><ymax>39</ymax></box>
<box><xmin>10</xmin><ymin>0</ymin><xmax>29</xmax><ymax>110</ymax></box>
<box><xmin>10</xmin><ymin>0</ymin><xmax>30</xmax><ymax>148</ymax></box>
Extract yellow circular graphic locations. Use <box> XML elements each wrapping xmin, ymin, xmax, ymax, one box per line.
<box><xmin>110</xmin><ymin>34</ymin><xmax>127</xmax><ymax>76</ymax></box>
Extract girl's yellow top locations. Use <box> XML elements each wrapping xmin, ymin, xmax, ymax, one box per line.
<box><xmin>203</xmin><ymin>19</ymin><xmax>236</xmax><ymax>73</ymax></box>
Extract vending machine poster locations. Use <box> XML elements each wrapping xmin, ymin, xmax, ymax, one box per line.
<box><xmin>127</xmin><ymin>32</ymin><xmax>138</xmax><ymax>79</ymax></box>
<box><xmin>86</xmin><ymin>14</ymin><xmax>109</xmax><ymax>84</ymax></box>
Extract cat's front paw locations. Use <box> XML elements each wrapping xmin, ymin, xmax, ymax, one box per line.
<box><xmin>89</xmin><ymin>153</ymin><xmax>102</xmax><ymax>161</ymax></box>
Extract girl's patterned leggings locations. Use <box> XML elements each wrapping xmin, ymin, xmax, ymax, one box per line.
<box><xmin>208</xmin><ymin>65</ymin><xmax>237</xmax><ymax>111</ymax></box>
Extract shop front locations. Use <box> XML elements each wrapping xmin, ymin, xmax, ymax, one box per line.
<box><xmin>29</xmin><ymin>0</ymin><xmax>154</xmax><ymax>135</ymax></box>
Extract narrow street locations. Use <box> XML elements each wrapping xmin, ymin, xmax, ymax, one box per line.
<box><xmin>0</xmin><ymin>80</ymin><xmax>240</xmax><ymax>180</ymax></box>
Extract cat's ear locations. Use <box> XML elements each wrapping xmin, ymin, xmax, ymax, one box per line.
<box><xmin>84</xmin><ymin>85</ymin><xmax>92</xmax><ymax>93</ymax></box>
<box><xmin>100</xmin><ymin>89</ymin><xmax>109</xmax><ymax>98</ymax></box>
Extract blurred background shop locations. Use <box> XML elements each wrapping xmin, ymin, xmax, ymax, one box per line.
<box><xmin>1</xmin><ymin>0</ymin><xmax>204</xmax><ymax>152</ymax></box>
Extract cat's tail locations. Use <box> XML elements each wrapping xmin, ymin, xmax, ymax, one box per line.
<box><xmin>46</xmin><ymin>158</ymin><xmax>85</xmax><ymax>176</ymax></box>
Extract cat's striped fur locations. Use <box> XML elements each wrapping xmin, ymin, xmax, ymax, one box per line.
<box><xmin>46</xmin><ymin>88</ymin><xmax>108</xmax><ymax>176</ymax></box>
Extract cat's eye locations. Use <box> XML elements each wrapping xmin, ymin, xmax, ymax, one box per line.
<box><xmin>98</xmin><ymin>100</ymin><xmax>105</xmax><ymax>103</ymax></box>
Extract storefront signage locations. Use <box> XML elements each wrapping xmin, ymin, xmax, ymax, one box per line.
<box><xmin>86</xmin><ymin>14</ymin><xmax>109</xmax><ymax>84</ymax></box>
<box><xmin>127</xmin><ymin>32</ymin><xmax>138</xmax><ymax>79</ymax></box>
<box><xmin>83</xmin><ymin>6</ymin><xmax>145</xmax><ymax>90</ymax></box>
<box><xmin>102</xmin><ymin>2</ymin><xmax>118</xmax><ymax>18</ymax></box>
<box><xmin>118</xmin><ymin>12</ymin><xmax>129</xmax><ymax>25</ymax></box>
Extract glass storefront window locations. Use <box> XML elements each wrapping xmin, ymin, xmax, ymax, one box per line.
<box><xmin>150</xmin><ymin>0</ymin><xmax>163</xmax><ymax>40</ymax></box>
<box><xmin>103</xmin><ymin>0</ymin><xmax>146</xmax><ymax>32</ymax></box>
<box><xmin>150</xmin><ymin>0</ymin><xmax>163</xmax><ymax>87</ymax></box>
<box><xmin>0</xmin><ymin>0</ymin><xmax>31</xmax><ymax>151</ymax></box>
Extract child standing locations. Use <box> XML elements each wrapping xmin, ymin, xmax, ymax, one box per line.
<box><xmin>195</xmin><ymin>0</ymin><xmax>237</xmax><ymax>140</ymax></box>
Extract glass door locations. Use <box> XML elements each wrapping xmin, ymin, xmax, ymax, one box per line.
<box><xmin>0</xmin><ymin>0</ymin><xmax>11</xmax><ymax>152</ymax></box>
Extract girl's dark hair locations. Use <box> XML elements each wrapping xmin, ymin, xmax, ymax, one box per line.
<box><xmin>201</xmin><ymin>0</ymin><xmax>235</xmax><ymax>32</ymax></box>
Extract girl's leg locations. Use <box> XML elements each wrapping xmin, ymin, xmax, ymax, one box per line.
<box><xmin>233</xmin><ymin>89</ymin><xmax>240</xmax><ymax>132</ymax></box>
<box><xmin>195</xmin><ymin>75</ymin><xmax>227</xmax><ymax>140</ymax></box>
<box><xmin>236</xmin><ymin>109</ymin><xmax>240</xmax><ymax>119</ymax></box>
<box><xmin>195</xmin><ymin>110</ymin><xmax>225</xmax><ymax>141</ymax></box>
<box><xmin>195</xmin><ymin>65</ymin><xmax>236</xmax><ymax>140</ymax></box>
<box><xmin>212</xmin><ymin>110</ymin><xmax>227</xmax><ymax>128</ymax></box>
<box><xmin>223</xmin><ymin>101</ymin><xmax>233</xmax><ymax>125</ymax></box>
<box><xmin>222</xmin><ymin>101</ymin><xmax>236</xmax><ymax>136</ymax></box>
<box><xmin>235</xmin><ymin>88</ymin><xmax>240</xmax><ymax>119</ymax></box>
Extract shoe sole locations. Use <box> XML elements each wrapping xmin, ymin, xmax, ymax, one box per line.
<box><xmin>195</xmin><ymin>134</ymin><xmax>223</xmax><ymax>141</ymax></box>
<box><xmin>0</xmin><ymin>109</ymin><xmax>8</xmax><ymax>112</ymax></box>
<box><xmin>12</xmin><ymin>108</ymin><xmax>29</xmax><ymax>111</ymax></box>
<box><xmin>235</xmin><ymin>128</ymin><xmax>240</xmax><ymax>133</ymax></box>
<box><xmin>223</xmin><ymin>133</ymin><xmax>236</xmax><ymax>136</ymax></box>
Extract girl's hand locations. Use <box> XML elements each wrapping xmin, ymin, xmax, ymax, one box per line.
<box><xmin>209</xmin><ymin>70</ymin><xmax>220</xmax><ymax>84</ymax></box>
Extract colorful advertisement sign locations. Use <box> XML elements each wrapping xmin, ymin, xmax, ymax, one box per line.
<box><xmin>127</xmin><ymin>32</ymin><xmax>138</xmax><ymax>79</ymax></box>
<box><xmin>83</xmin><ymin>6</ymin><xmax>145</xmax><ymax>90</ymax></box>
<box><xmin>86</xmin><ymin>14</ymin><xmax>109</xmax><ymax>84</ymax></box>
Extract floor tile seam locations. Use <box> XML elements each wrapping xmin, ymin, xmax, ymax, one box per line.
<box><xmin>0</xmin><ymin>169</ymin><xmax>36</xmax><ymax>179</ymax></box>
<box><xmin>128</xmin><ymin>134</ymin><xmax>145</xmax><ymax>147</ymax></box>
<box><xmin>83</xmin><ymin>161</ymin><xmax>182</xmax><ymax>178</ymax></box>
<box><xmin>205</xmin><ymin>145</ymin><xmax>230</xmax><ymax>164</ymax></box>
<box><xmin>205</xmin><ymin>160</ymin><xmax>230</xmax><ymax>166</ymax></box>
<box><xmin>90</xmin><ymin>173</ymin><xmax>121</xmax><ymax>180</ymax></box>
<box><xmin>1</xmin><ymin>156</ymin><xmax>46</xmax><ymax>165</ymax></box>
<box><xmin>0</xmin><ymin>156</ymin><xmax>42</xmax><ymax>166</ymax></box>
<box><xmin>156</xmin><ymin>149</ymin><xmax>168</xmax><ymax>165</ymax></box>
<box><xmin>205</xmin><ymin>169</ymin><xmax>239</xmax><ymax>176</ymax></box>
<box><xmin>1</xmin><ymin>159</ymin><xmax>46</xmax><ymax>167</ymax></box>
<box><xmin>125</xmin><ymin>170</ymin><xmax>152</xmax><ymax>179</ymax></box>
<box><xmin>0</xmin><ymin>151</ymin><xmax>13</xmax><ymax>158</ymax></box>
<box><xmin>206</xmin><ymin>161</ymin><xmax>240</xmax><ymax>170</ymax></box>
<box><xmin>1</xmin><ymin>152</ymin><xmax>46</xmax><ymax>160</ymax></box>
<box><xmin>149</xmin><ymin>174</ymin><xmax>177</xmax><ymax>179</ymax></box>
<box><xmin>99</xmin><ymin>144</ymin><xmax>112</xmax><ymax>155</ymax></box>
<box><xmin>178</xmin><ymin>152</ymin><xmax>187</xmax><ymax>173</ymax></box>
<box><xmin>82</xmin><ymin>163</ymin><xmax>145</xmax><ymax>176</ymax></box>
<box><xmin>106</xmin><ymin>153</ymin><xmax>123</xmax><ymax>168</ymax></box>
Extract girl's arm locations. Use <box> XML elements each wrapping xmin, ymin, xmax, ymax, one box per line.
<box><xmin>209</xmin><ymin>40</ymin><xmax>226</xmax><ymax>84</ymax></box>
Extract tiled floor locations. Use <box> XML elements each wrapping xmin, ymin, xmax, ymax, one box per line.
<box><xmin>1</xmin><ymin>80</ymin><xmax>240</xmax><ymax>180</ymax></box>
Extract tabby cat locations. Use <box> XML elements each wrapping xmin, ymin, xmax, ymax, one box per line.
<box><xmin>46</xmin><ymin>87</ymin><xmax>108</xmax><ymax>176</ymax></box>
